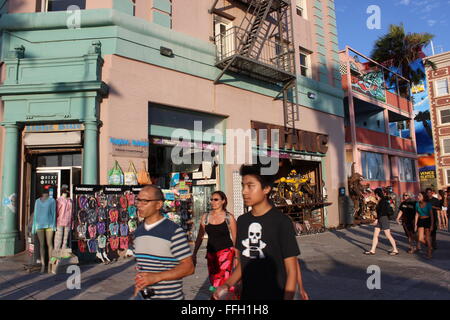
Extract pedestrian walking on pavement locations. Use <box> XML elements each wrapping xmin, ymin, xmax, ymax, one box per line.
<box><xmin>213</xmin><ymin>164</ymin><xmax>301</xmax><ymax>300</ymax></box>
<box><xmin>192</xmin><ymin>191</ymin><xmax>238</xmax><ymax>299</ymax></box>
<box><xmin>437</xmin><ymin>190</ymin><xmax>448</xmax><ymax>231</ymax></box>
<box><xmin>426</xmin><ymin>188</ymin><xmax>440</xmax><ymax>250</ymax></box>
<box><xmin>396</xmin><ymin>193</ymin><xmax>417</xmax><ymax>253</ymax></box>
<box><xmin>415</xmin><ymin>191</ymin><xmax>434</xmax><ymax>259</ymax></box>
<box><xmin>133</xmin><ymin>185</ymin><xmax>194</xmax><ymax>300</ymax></box>
<box><xmin>364</xmin><ymin>188</ymin><xmax>399</xmax><ymax>256</ymax></box>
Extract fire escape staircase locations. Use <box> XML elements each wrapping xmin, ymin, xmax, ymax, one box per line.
<box><xmin>211</xmin><ymin>0</ymin><xmax>299</xmax><ymax>139</ymax></box>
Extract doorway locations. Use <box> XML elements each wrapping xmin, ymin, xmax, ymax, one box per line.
<box><xmin>192</xmin><ymin>184</ymin><xmax>216</xmax><ymax>239</ymax></box>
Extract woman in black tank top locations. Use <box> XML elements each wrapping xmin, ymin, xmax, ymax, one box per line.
<box><xmin>192</xmin><ymin>191</ymin><xmax>237</xmax><ymax>298</ymax></box>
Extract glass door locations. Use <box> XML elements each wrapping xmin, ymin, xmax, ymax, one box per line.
<box><xmin>192</xmin><ymin>185</ymin><xmax>216</xmax><ymax>239</ymax></box>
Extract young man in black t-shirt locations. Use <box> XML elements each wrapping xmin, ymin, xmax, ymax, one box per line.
<box><xmin>396</xmin><ymin>193</ymin><xmax>417</xmax><ymax>253</ymax></box>
<box><xmin>426</xmin><ymin>188</ymin><xmax>439</xmax><ymax>250</ymax></box>
<box><xmin>213</xmin><ymin>164</ymin><xmax>301</xmax><ymax>300</ymax></box>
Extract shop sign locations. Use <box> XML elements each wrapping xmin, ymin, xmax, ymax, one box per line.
<box><xmin>151</xmin><ymin>137</ymin><xmax>220</xmax><ymax>151</ymax></box>
<box><xmin>25</xmin><ymin>124</ymin><xmax>84</xmax><ymax>132</ymax></box>
<box><xmin>251</xmin><ymin>121</ymin><xmax>328</xmax><ymax>154</ymax></box>
<box><xmin>195</xmin><ymin>179</ymin><xmax>217</xmax><ymax>186</ymax></box>
<box><xmin>110</xmin><ymin>137</ymin><xmax>149</xmax><ymax>158</ymax></box>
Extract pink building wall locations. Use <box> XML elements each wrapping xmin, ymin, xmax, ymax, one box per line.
<box><xmin>100</xmin><ymin>54</ymin><xmax>345</xmax><ymax>227</ymax></box>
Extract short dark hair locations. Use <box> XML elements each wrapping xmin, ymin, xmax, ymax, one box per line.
<box><xmin>239</xmin><ymin>164</ymin><xmax>275</xmax><ymax>189</ymax></box>
<box><xmin>141</xmin><ymin>185</ymin><xmax>165</xmax><ymax>201</ymax></box>
<box><xmin>425</xmin><ymin>188</ymin><xmax>434</xmax><ymax>193</ymax></box>
<box><xmin>374</xmin><ymin>188</ymin><xmax>384</xmax><ymax>198</ymax></box>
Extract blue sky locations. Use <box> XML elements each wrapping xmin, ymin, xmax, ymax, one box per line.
<box><xmin>335</xmin><ymin>0</ymin><xmax>450</xmax><ymax>57</ymax></box>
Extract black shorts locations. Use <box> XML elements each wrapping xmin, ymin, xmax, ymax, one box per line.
<box><xmin>402</xmin><ymin>221</ymin><xmax>415</xmax><ymax>234</ymax></box>
<box><xmin>417</xmin><ymin>217</ymin><xmax>431</xmax><ymax>229</ymax></box>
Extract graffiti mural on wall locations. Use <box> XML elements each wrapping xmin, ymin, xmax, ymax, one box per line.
<box><xmin>351</xmin><ymin>70</ymin><xmax>387</xmax><ymax>102</ymax></box>
<box><xmin>411</xmin><ymin>60</ymin><xmax>437</xmax><ymax>188</ymax></box>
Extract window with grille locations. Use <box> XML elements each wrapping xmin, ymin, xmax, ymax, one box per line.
<box><xmin>440</xmin><ymin>108</ymin><xmax>450</xmax><ymax>125</ymax></box>
<box><xmin>436</xmin><ymin>79</ymin><xmax>449</xmax><ymax>96</ymax></box>
<box><xmin>443</xmin><ymin>138</ymin><xmax>450</xmax><ymax>154</ymax></box>
<box><xmin>299</xmin><ymin>48</ymin><xmax>311</xmax><ymax>77</ymax></box>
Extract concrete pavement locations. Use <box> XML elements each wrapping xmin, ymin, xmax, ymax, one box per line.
<box><xmin>1</xmin><ymin>223</ymin><xmax>449</xmax><ymax>300</ymax></box>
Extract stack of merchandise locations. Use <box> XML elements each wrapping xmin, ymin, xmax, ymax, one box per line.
<box><xmin>161</xmin><ymin>173</ymin><xmax>194</xmax><ymax>240</ymax></box>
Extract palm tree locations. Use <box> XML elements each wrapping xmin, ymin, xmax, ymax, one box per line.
<box><xmin>370</xmin><ymin>24</ymin><xmax>435</xmax><ymax>95</ymax></box>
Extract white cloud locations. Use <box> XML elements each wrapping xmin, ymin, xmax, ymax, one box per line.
<box><xmin>427</xmin><ymin>19</ymin><xmax>437</xmax><ymax>26</ymax></box>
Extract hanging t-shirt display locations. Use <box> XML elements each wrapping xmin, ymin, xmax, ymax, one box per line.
<box><xmin>73</xmin><ymin>185</ymin><xmax>142</xmax><ymax>264</ymax></box>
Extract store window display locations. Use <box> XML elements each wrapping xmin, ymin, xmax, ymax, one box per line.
<box><xmin>32</xmin><ymin>191</ymin><xmax>56</xmax><ymax>273</ymax></box>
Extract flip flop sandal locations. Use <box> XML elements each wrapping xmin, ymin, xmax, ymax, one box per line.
<box><xmin>97</xmin><ymin>222</ymin><xmax>106</xmax><ymax>235</ymax></box>
<box><xmin>88</xmin><ymin>196</ymin><xmax>98</xmax><ymax>209</ymax></box>
<box><xmin>128</xmin><ymin>206</ymin><xmax>137</xmax><ymax>219</ymax></box>
<box><xmin>388</xmin><ymin>251</ymin><xmax>399</xmax><ymax>256</ymax></box>
<box><xmin>364</xmin><ymin>251</ymin><xmax>375</xmax><ymax>255</ymax></box>
<box><xmin>109</xmin><ymin>208</ymin><xmax>119</xmax><ymax>223</ymax></box>
<box><xmin>126</xmin><ymin>192</ymin><xmax>135</xmax><ymax>206</ymax></box>
<box><xmin>119</xmin><ymin>195</ymin><xmax>128</xmax><ymax>209</ymax></box>
<box><xmin>78</xmin><ymin>195</ymin><xmax>89</xmax><ymax>209</ymax></box>
<box><xmin>98</xmin><ymin>207</ymin><xmax>108</xmax><ymax>221</ymax></box>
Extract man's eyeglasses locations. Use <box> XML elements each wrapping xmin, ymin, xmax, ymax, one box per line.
<box><xmin>136</xmin><ymin>198</ymin><xmax>162</xmax><ymax>204</ymax></box>
<box><xmin>210</xmin><ymin>198</ymin><xmax>221</xmax><ymax>202</ymax></box>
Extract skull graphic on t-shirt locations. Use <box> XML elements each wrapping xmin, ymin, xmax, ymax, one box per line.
<box><xmin>242</xmin><ymin>222</ymin><xmax>266</xmax><ymax>259</ymax></box>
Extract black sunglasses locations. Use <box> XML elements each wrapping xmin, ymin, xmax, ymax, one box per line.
<box><xmin>210</xmin><ymin>198</ymin><xmax>221</xmax><ymax>201</ymax></box>
<box><xmin>136</xmin><ymin>198</ymin><xmax>162</xmax><ymax>204</ymax></box>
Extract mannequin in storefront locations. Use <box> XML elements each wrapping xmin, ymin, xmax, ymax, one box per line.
<box><xmin>54</xmin><ymin>187</ymin><xmax>73</xmax><ymax>252</ymax></box>
<box><xmin>32</xmin><ymin>191</ymin><xmax>56</xmax><ymax>273</ymax></box>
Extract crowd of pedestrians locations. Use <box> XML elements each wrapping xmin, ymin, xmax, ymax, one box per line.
<box><xmin>131</xmin><ymin>167</ymin><xmax>449</xmax><ymax>300</ymax></box>
<box><xmin>364</xmin><ymin>187</ymin><xmax>449</xmax><ymax>260</ymax></box>
<box><xmin>133</xmin><ymin>164</ymin><xmax>308</xmax><ymax>301</ymax></box>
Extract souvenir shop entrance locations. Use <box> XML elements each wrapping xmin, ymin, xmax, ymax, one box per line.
<box><xmin>26</xmin><ymin>152</ymin><xmax>82</xmax><ymax>237</ymax></box>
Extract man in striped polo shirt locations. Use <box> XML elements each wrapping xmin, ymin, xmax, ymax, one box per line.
<box><xmin>134</xmin><ymin>185</ymin><xmax>194</xmax><ymax>300</ymax></box>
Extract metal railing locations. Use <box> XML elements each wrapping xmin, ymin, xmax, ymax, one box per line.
<box><xmin>214</xmin><ymin>26</ymin><xmax>295</xmax><ymax>75</ymax></box>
